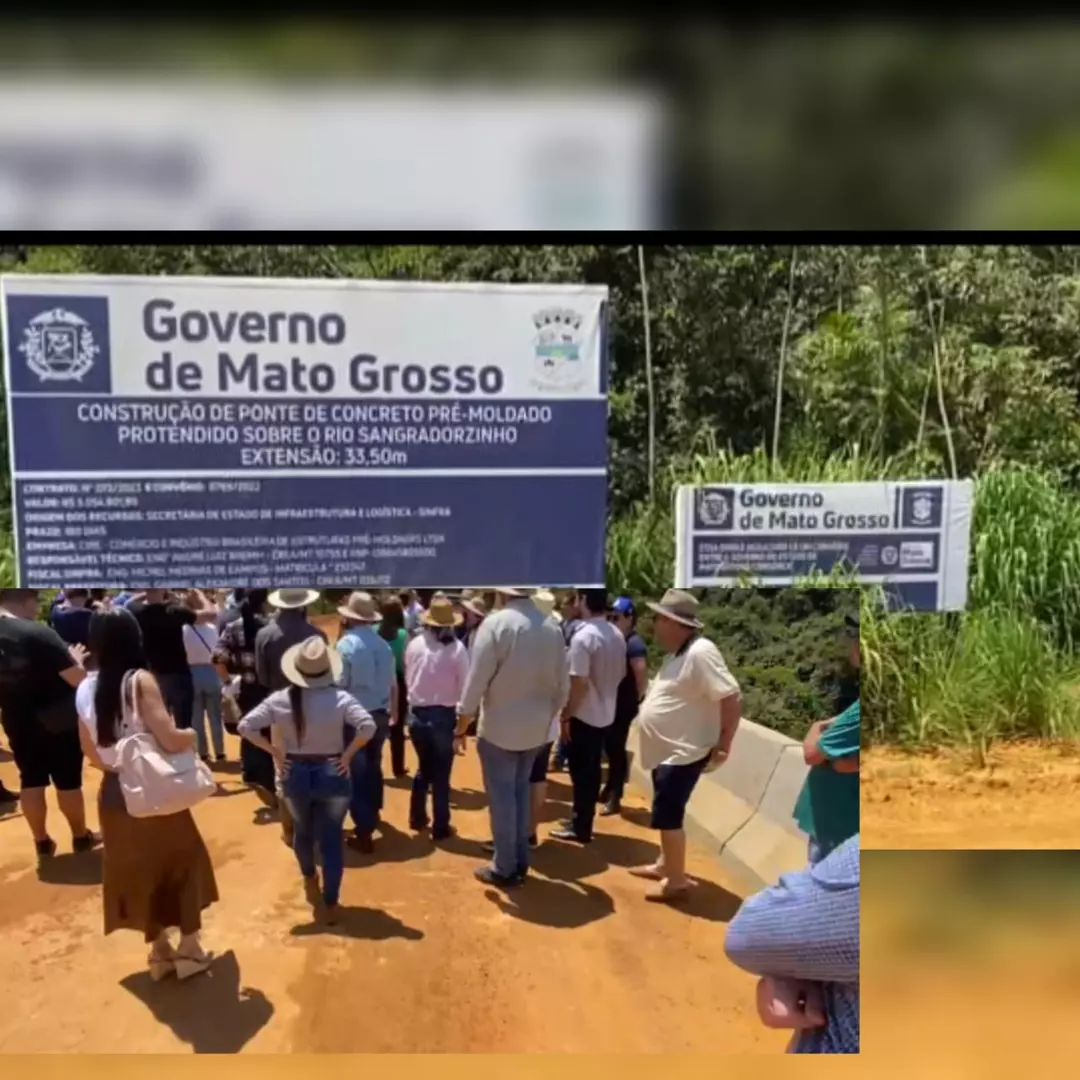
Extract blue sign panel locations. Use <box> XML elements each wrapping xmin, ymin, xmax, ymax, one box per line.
<box><xmin>675</xmin><ymin>481</ymin><xmax>974</xmax><ymax>612</ymax></box>
<box><xmin>2</xmin><ymin>274</ymin><xmax>610</xmax><ymax>588</ymax></box>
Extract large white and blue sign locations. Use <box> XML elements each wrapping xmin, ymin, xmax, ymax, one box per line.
<box><xmin>1</xmin><ymin>274</ymin><xmax>610</xmax><ymax>588</ymax></box>
<box><xmin>674</xmin><ymin>480</ymin><xmax>974</xmax><ymax>611</ymax></box>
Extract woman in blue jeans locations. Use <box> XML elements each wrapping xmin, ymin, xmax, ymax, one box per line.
<box><xmin>238</xmin><ymin>636</ymin><xmax>375</xmax><ymax>924</ymax></box>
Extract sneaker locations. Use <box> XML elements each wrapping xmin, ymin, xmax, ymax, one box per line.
<box><xmin>431</xmin><ymin>826</ymin><xmax>456</xmax><ymax>841</ymax></box>
<box><xmin>35</xmin><ymin>837</ymin><xmax>57</xmax><ymax>859</ymax></box>
<box><xmin>549</xmin><ymin>826</ymin><xmax>591</xmax><ymax>844</ymax></box>
<box><xmin>474</xmin><ymin>866</ymin><xmax>523</xmax><ymax>889</ymax></box>
<box><xmin>72</xmin><ymin>831</ymin><xmax>102</xmax><ymax>853</ymax></box>
<box><xmin>599</xmin><ymin>799</ymin><xmax>622</xmax><ymax>817</ymax></box>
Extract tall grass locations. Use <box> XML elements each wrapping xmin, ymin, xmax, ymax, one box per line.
<box><xmin>610</xmin><ymin>445</ymin><xmax>1080</xmax><ymax>751</ymax></box>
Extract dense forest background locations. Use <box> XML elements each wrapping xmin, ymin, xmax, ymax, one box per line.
<box><xmin>2</xmin><ymin>243</ymin><xmax>1078</xmax><ymax>748</ymax></box>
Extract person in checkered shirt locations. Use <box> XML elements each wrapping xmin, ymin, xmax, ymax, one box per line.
<box><xmin>725</xmin><ymin>833</ymin><xmax>860</xmax><ymax>1054</ymax></box>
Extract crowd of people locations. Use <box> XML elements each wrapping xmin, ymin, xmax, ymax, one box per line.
<box><xmin>0</xmin><ymin>583</ymin><xmax>859</xmax><ymax>1052</ymax></box>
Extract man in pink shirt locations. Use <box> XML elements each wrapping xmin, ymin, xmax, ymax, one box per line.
<box><xmin>404</xmin><ymin>596</ymin><xmax>471</xmax><ymax>840</ymax></box>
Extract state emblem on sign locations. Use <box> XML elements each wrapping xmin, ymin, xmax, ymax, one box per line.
<box><xmin>910</xmin><ymin>492</ymin><xmax>934</xmax><ymax>524</ymax></box>
<box><xmin>19</xmin><ymin>307</ymin><xmax>100</xmax><ymax>383</ymax></box>
<box><xmin>697</xmin><ymin>488</ymin><xmax>733</xmax><ymax>529</ymax></box>
<box><xmin>532</xmin><ymin>307</ymin><xmax>583</xmax><ymax>388</ymax></box>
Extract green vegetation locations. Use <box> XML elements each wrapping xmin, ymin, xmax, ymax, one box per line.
<box><xmin>3</xmin><ymin>243</ymin><xmax>1079</xmax><ymax>753</ymax></box>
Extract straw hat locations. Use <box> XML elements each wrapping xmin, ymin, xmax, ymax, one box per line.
<box><xmin>462</xmin><ymin>595</ymin><xmax>487</xmax><ymax>619</ymax></box>
<box><xmin>337</xmin><ymin>590</ymin><xmax>380</xmax><ymax>623</ymax></box>
<box><xmin>269</xmin><ymin>587</ymin><xmax>320</xmax><ymax>611</ymax></box>
<box><xmin>646</xmin><ymin>588</ymin><xmax>702</xmax><ymax>629</ymax></box>
<box><xmin>421</xmin><ymin>595</ymin><xmax>463</xmax><ymax>628</ymax></box>
<box><xmin>281</xmin><ymin>635</ymin><xmax>342</xmax><ymax>689</ymax></box>
<box><xmin>532</xmin><ymin>589</ymin><xmax>557</xmax><ymax>617</ymax></box>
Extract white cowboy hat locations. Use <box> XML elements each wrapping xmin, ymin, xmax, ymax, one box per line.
<box><xmin>281</xmin><ymin>635</ymin><xmax>342</xmax><ymax>689</ymax></box>
<box><xmin>646</xmin><ymin>588</ymin><xmax>703</xmax><ymax>629</ymax></box>
<box><xmin>421</xmin><ymin>595</ymin><xmax>464</xmax><ymax>628</ymax></box>
<box><xmin>337</xmin><ymin>590</ymin><xmax>380</xmax><ymax>623</ymax></box>
<box><xmin>268</xmin><ymin>587</ymin><xmax>320</xmax><ymax>611</ymax></box>
<box><xmin>532</xmin><ymin>588</ymin><xmax>557</xmax><ymax>616</ymax></box>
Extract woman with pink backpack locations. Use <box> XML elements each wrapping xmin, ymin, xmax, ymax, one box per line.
<box><xmin>76</xmin><ymin>608</ymin><xmax>219</xmax><ymax>982</ymax></box>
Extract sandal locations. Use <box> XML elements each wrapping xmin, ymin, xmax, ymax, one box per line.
<box><xmin>628</xmin><ymin>864</ymin><xmax>666</xmax><ymax>881</ymax></box>
<box><xmin>148</xmin><ymin>947</ymin><xmax>176</xmax><ymax>983</ymax></box>
<box><xmin>174</xmin><ymin>946</ymin><xmax>214</xmax><ymax>980</ymax></box>
<box><xmin>645</xmin><ymin>883</ymin><xmax>692</xmax><ymax>905</ymax></box>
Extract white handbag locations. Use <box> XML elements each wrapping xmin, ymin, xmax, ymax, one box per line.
<box><xmin>114</xmin><ymin>672</ymin><xmax>216</xmax><ymax>818</ymax></box>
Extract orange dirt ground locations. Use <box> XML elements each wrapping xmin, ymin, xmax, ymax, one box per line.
<box><xmin>0</xmin><ymin>736</ymin><xmax>779</xmax><ymax>1053</ymax></box>
<box><xmin>862</xmin><ymin>742</ymin><xmax>1080</xmax><ymax>849</ymax></box>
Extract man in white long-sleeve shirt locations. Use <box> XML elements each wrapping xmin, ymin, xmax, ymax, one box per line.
<box><xmin>457</xmin><ymin>586</ymin><xmax>569</xmax><ymax>888</ymax></box>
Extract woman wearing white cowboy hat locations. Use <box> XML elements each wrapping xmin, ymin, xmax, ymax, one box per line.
<box><xmin>403</xmin><ymin>596</ymin><xmax>470</xmax><ymax>840</ymax></box>
<box><xmin>239</xmin><ymin>635</ymin><xmax>376</xmax><ymax>924</ymax></box>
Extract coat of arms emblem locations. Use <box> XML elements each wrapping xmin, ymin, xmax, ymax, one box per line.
<box><xmin>19</xmin><ymin>307</ymin><xmax>100</xmax><ymax>382</ymax></box>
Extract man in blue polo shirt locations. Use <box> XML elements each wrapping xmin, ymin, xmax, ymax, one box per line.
<box><xmin>792</xmin><ymin>612</ymin><xmax>861</xmax><ymax>864</ymax></box>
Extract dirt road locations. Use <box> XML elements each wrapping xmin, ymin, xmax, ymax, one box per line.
<box><xmin>0</xmin><ymin>734</ymin><xmax>778</xmax><ymax>1053</ymax></box>
<box><xmin>863</xmin><ymin>743</ymin><xmax>1080</xmax><ymax>849</ymax></box>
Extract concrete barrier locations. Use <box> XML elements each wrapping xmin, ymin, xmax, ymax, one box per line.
<box><xmin>626</xmin><ymin>718</ymin><xmax>810</xmax><ymax>896</ymax></box>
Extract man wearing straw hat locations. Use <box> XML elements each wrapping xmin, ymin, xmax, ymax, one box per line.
<box><xmin>457</xmin><ymin>586</ymin><xmax>569</xmax><ymax>887</ymax></box>
<box><xmin>404</xmin><ymin>595</ymin><xmax>470</xmax><ymax>839</ymax></box>
<box><xmin>255</xmin><ymin>588</ymin><xmax>325</xmax><ymax>846</ymax></box>
<box><xmin>631</xmin><ymin>589</ymin><xmax>742</xmax><ymax>904</ymax></box>
<box><xmin>460</xmin><ymin>591</ymin><xmax>488</xmax><ymax>651</ymax></box>
<box><xmin>336</xmin><ymin>590</ymin><xmax>398</xmax><ymax>854</ymax></box>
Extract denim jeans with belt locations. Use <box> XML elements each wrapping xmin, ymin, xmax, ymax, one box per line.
<box><xmin>189</xmin><ymin>663</ymin><xmax>224</xmax><ymax>758</ymax></box>
<box><xmin>478</xmin><ymin>736</ymin><xmax>540</xmax><ymax>879</ymax></box>
<box><xmin>349</xmin><ymin>708</ymin><xmax>389</xmax><ymax>836</ymax></box>
<box><xmin>282</xmin><ymin>758</ymin><xmax>352</xmax><ymax>906</ymax></box>
<box><xmin>407</xmin><ymin>705</ymin><xmax>457</xmax><ymax>835</ymax></box>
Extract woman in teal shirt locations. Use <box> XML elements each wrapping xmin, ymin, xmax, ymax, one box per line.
<box><xmin>378</xmin><ymin>596</ymin><xmax>410</xmax><ymax>778</ymax></box>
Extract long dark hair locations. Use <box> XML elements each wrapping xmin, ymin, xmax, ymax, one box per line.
<box><xmin>90</xmin><ymin>609</ymin><xmax>147</xmax><ymax>749</ymax></box>
<box><xmin>242</xmin><ymin>588</ymin><xmax>269</xmax><ymax>651</ymax></box>
<box><xmin>288</xmin><ymin>684</ymin><xmax>306</xmax><ymax>745</ymax></box>
<box><xmin>378</xmin><ymin>596</ymin><xmax>404</xmax><ymax>642</ymax></box>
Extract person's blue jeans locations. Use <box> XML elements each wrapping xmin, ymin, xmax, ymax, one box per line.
<box><xmin>190</xmin><ymin>663</ymin><xmax>224</xmax><ymax>758</ymax></box>
<box><xmin>407</xmin><ymin>705</ymin><xmax>457</xmax><ymax>835</ymax></box>
<box><xmin>282</xmin><ymin>758</ymin><xmax>352</xmax><ymax>906</ymax></box>
<box><xmin>477</xmin><ymin>737</ymin><xmax>539</xmax><ymax>879</ymax></box>
<box><xmin>349</xmin><ymin>709</ymin><xmax>389</xmax><ymax>836</ymax></box>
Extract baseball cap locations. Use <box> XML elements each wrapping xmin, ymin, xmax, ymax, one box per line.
<box><xmin>610</xmin><ymin>595</ymin><xmax>636</xmax><ymax>617</ymax></box>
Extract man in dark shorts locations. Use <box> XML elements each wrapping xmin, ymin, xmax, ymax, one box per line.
<box><xmin>0</xmin><ymin>589</ymin><xmax>99</xmax><ymax>859</ymax></box>
<box><xmin>631</xmin><ymin>589</ymin><xmax>742</xmax><ymax>904</ymax></box>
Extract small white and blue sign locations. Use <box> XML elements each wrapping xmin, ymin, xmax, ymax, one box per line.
<box><xmin>1</xmin><ymin>273</ymin><xmax>611</xmax><ymax>589</ymax></box>
<box><xmin>675</xmin><ymin>480</ymin><xmax>974</xmax><ymax>611</ymax></box>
